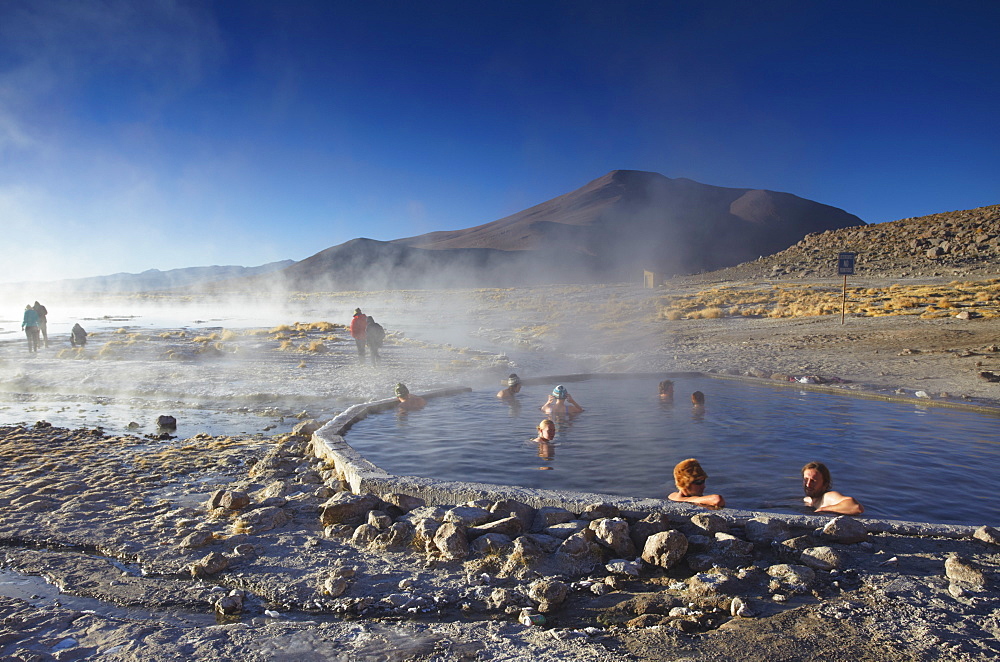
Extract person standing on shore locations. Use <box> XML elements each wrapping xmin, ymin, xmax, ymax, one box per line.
<box><xmin>365</xmin><ymin>315</ymin><xmax>385</xmax><ymax>366</ymax></box>
<box><xmin>349</xmin><ymin>308</ymin><xmax>368</xmax><ymax>362</ymax></box>
<box><xmin>22</xmin><ymin>305</ymin><xmax>41</xmax><ymax>353</ymax></box>
<box><xmin>32</xmin><ymin>301</ymin><xmax>48</xmax><ymax>347</ymax></box>
<box><xmin>802</xmin><ymin>461</ymin><xmax>865</xmax><ymax>515</ymax></box>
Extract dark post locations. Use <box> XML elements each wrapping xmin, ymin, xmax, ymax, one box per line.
<box><xmin>838</xmin><ymin>252</ymin><xmax>856</xmax><ymax>324</ymax></box>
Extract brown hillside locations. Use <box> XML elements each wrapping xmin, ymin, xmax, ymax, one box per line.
<box><xmin>698</xmin><ymin>204</ymin><xmax>1000</xmax><ymax>281</ymax></box>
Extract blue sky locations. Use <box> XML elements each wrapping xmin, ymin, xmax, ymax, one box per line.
<box><xmin>1</xmin><ymin>1</ymin><xmax>997</xmax><ymax>283</ymax></box>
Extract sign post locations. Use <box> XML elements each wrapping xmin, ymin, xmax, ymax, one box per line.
<box><xmin>838</xmin><ymin>252</ymin><xmax>856</xmax><ymax>324</ymax></box>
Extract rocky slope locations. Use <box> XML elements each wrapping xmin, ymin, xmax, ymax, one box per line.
<box><xmin>700</xmin><ymin>204</ymin><xmax>1000</xmax><ymax>282</ymax></box>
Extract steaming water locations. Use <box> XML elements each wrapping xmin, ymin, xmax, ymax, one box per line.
<box><xmin>345</xmin><ymin>376</ymin><xmax>1000</xmax><ymax>527</ymax></box>
<box><xmin>0</xmin><ymin>295</ymin><xmax>531</xmax><ymax>437</ymax></box>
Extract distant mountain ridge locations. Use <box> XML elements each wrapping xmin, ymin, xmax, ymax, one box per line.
<box><xmin>0</xmin><ymin>261</ymin><xmax>295</xmax><ymax>293</ymax></box>
<box><xmin>4</xmin><ymin>170</ymin><xmax>873</xmax><ymax>293</ymax></box>
<box><xmin>270</xmin><ymin>170</ymin><xmax>864</xmax><ymax>290</ymax></box>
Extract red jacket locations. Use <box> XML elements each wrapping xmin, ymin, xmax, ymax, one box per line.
<box><xmin>350</xmin><ymin>313</ymin><xmax>367</xmax><ymax>339</ymax></box>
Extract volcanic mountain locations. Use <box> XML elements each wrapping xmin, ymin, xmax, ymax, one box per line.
<box><xmin>264</xmin><ymin>170</ymin><xmax>866</xmax><ymax>290</ymax></box>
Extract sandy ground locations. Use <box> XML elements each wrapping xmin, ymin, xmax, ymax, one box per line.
<box><xmin>1</xmin><ymin>279</ymin><xmax>999</xmax><ymax>660</ymax></box>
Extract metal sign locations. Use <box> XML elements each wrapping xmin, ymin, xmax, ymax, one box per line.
<box><xmin>838</xmin><ymin>252</ymin><xmax>856</xmax><ymax>275</ymax></box>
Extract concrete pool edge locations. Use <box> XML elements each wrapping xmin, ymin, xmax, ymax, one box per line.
<box><xmin>311</xmin><ymin>378</ymin><xmax>990</xmax><ymax>539</ymax></box>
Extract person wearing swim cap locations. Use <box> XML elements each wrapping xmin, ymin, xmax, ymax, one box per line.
<box><xmin>497</xmin><ymin>373</ymin><xmax>522</xmax><ymax>400</ymax></box>
<box><xmin>395</xmin><ymin>382</ymin><xmax>426</xmax><ymax>411</ymax></box>
<box><xmin>540</xmin><ymin>384</ymin><xmax>583</xmax><ymax>415</ymax></box>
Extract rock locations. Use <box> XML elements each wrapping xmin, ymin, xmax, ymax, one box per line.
<box><xmin>180</xmin><ymin>529</ymin><xmax>214</xmax><ymax>549</ymax></box>
<box><xmin>156</xmin><ymin>415</ymin><xmax>177</xmax><ymax>429</ymax></box>
<box><xmin>220</xmin><ymin>490</ymin><xmax>250</xmax><ymax>510</ymax></box>
<box><xmin>206</xmin><ymin>489</ymin><xmax>226</xmax><ymax>510</ymax></box>
<box><xmin>367</xmin><ymin>510</ymin><xmax>393</xmax><ymax>530</ymax></box>
<box><xmin>686</xmin><ymin>570</ymin><xmax>738</xmax><ymax>597</ymax></box>
<box><xmin>606</xmin><ymin>559</ymin><xmax>642</xmax><ymax>577</ymax></box>
<box><xmin>544</xmin><ymin>520</ymin><xmax>588</xmax><ymax>540</ymax></box>
<box><xmin>233</xmin><ymin>506</ymin><xmax>289</xmax><ymax>534</ymax></box>
<box><xmin>257</xmin><ymin>480</ymin><xmax>288</xmax><ymax>500</ymax></box>
<box><xmin>469</xmin><ymin>532</ymin><xmax>512</xmax><ymax>556</ymax></box>
<box><xmin>372</xmin><ymin>521</ymin><xmax>414</xmax><ymax>550</ymax></box>
<box><xmin>323</xmin><ymin>576</ymin><xmax>349</xmax><ymax>597</ymax></box>
<box><xmin>507</xmin><ymin>535</ymin><xmax>546</xmax><ymax>567</ymax></box>
<box><xmin>630</xmin><ymin>513</ymin><xmax>673</xmax><ymax>551</ymax></box>
<box><xmin>581</xmin><ymin>503</ymin><xmax>620</xmax><ymax>520</ymax></box>
<box><xmin>383</xmin><ymin>493</ymin><xmax>425</xmax><ymax>512</ymax></box>
<box><xmin>487</xmin><ymin>587</ymin><xmax>525</xmax><ymax>611</ymax></box>
<box><xmin>744</xmin><ymin>516</ymin><xmax>791</xmax><ymax>543</ymax></box>
<box><xmin>690</xmin><ymin>513</ymin><xmax>728</xmax><ymax>535</ymax></box>
<box><xmin>489</xmin><ymin>499</ymin><xmax>536</xmax><ymax>530</ymax></box>
<box><xmin>351</xmin><ymin>523</ymin><xmax>380</xmax><ymax>547</ymax></box>
<box><xmin>319</xmin><ymin>492</ymin><xmax>381</xmax><ymax>527</ymax></box>
<box><xmin>589</xmin><ymin>518</ymin><xmax>636</xmax><ymax>557</ymax></box>
<box><xmin>444</xmin><ymin>505</ymin><xmax>493</xmax><ymax>527</ymax></box>
<box><xmin>973</xmin><ymin>525</ymin><xmax>1000</xmax><ymax>546</ymax></box>
<box><xmin>433</xmin><ymin>521</ymin><xmax>469</xmax><ymax>561</ymax></box>
<box><xmin>800</xmin><ymin>546</ymin><xmax>845</xmax><ymax>571</ymax></box>
<box><xmin>531</xmin><ymin>506</ymin><xmax>576</xmax><ymax>532</ymax></box>
<box><xmin>413</xmin><ymin>517</ymin><xmax>440</xmax><ymax>541</ymax></box>
<box><xmin>641</xmin><ymin>530</ymin><xmax>688</xmax><ymax>570</ymax></box>
<box><xmin>766</xmin><ymin>563</ymin><xmax>815</xmax><ymax>592</ymax></box>
<box><xmin>467</xmin><ymin>516</ymin><xmax>525</xmax><ymax>540</ymax></box>
<box><xmin>528</xmin><ymin>579</ymin><xmax>569</xmax><ymax>612</ymax></box>
<box><xmin>730</xmin><ymin>596</ymin><xmax>754</xmax><ymax>617</ymax></box>
<box><xmin>822</xmin><ymin>516</ymin><xmax>867</xmax><ymax>544</ymax></box>
<box><xmin>400</xmin><ymin>505</ymin><xmax>448</xmax><ymax>524</ymax></box>
<box><xmin>190</xmin><ymin>551</ymin><xmax>229</xmax><ymax>578</ymax></box>
<box><xmin>520</xmin><ymin>533</ymin><xmax>563</xmax><ymax>554</ymax></box>
<box><xmin>215</xmin><ymin>591</ymin><xmax>243</xmax><ymax>615</ymax></box>
<box><xmin>552</xmin><ymin>530</ymin><xmax>604</xmax><ymax>576</ymax></box>
<box><xmin>944</xmin><ymin>554</ymin><xmax>986</xmax><ymax>586</ymax></box>
<box><xmin>291</xmin><ymin>419</ymin><xmax>322</xmax><ymax>436</ymax></box>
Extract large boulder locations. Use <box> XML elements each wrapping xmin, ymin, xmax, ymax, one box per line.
<box><xmin>531</xmin><ymin>506</ymin><xmax>576</xmax><ymax>532</ymax></box>
<box><xmin>630</xmin><ymin>513</ymin><xmax>673</xmax><ymax>551</ymax></box>
<box><xmin>552</xmin><ymin>529</ymin><xmax>605</xmax><ymax>576</ymax></box>
<box><xmin>589</xmin><ymin>518</ymin><xmax>636</xmax><ymax>558</ymax></box>
<box><xmin>490</xmin><ymin>499</ymin><xmax>536</xmax><ymax>530</ymax></box>
<box><xmin>822</xmin><ymin>516</ymin><xmax>867</xmax><ymax>544</ymax></box>
<box><xmin>432</xmin><ymin>521</ymin><xmax>469</xmax><ymax>561</ymax></box>
<box><xmin>641</xmin><ymin>530</ymin><xmax>688</xmax><ymax>570</ymax></box>
<box><xmin>319</xmin><ymin>493</ymin><xmax>382</xmax><ymax>527</ymax></box>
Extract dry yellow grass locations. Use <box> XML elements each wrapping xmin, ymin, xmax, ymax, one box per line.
<box><xmin>656</xmin><ymin>278</ymin><xmax>1000</xmax><ymax>321</ymax></box>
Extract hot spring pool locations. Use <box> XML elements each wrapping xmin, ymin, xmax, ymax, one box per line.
<box><xmin>345</xmin><ymin>376</ymin><xmax>1000</xmax><ymax>527</ymax></box>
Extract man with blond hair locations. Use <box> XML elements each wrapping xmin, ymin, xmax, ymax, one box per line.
<box><xmin>669</xmin><ymin>458</ymin><xmax>725</xmax><ymax>510</ymax></box>
<box><xmin>802</xmin><ymin>461</ymin><xmax>864</xmax><ymax>515</ymax></box>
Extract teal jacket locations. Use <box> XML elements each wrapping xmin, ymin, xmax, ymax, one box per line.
<box><xmin>22</xmin><ymin>308</ymin><xmax>39</xmax><ymax>328</ymax></box>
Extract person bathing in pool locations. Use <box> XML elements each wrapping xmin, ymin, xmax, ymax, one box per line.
<box><xmin>394</xmin><ymin>383</ymin><xmax>426</xmax><ymax>411</ymax></box>
<box><xmin>497</xmin><ymin>373</ymin><xmax>522</xmax><ymax>400</ymax></box>
<box><xmin>802</xmin><ymin>461</ymin><xmax>864</xmax><ymax>515</ymax></box>
<box><xmin>541</xmin><ymin>385</ymin><xmax>583</xmax><ymax>415</ymax></box>
<box><xmin>668</xmin><ymin>458</ymin><xmax>725</xmax><ymax>510</ymax></box>
<box><xmin>533</xmin><ymin>418</ymin><xmax>556</xmax><ymax>442</ymax></box>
